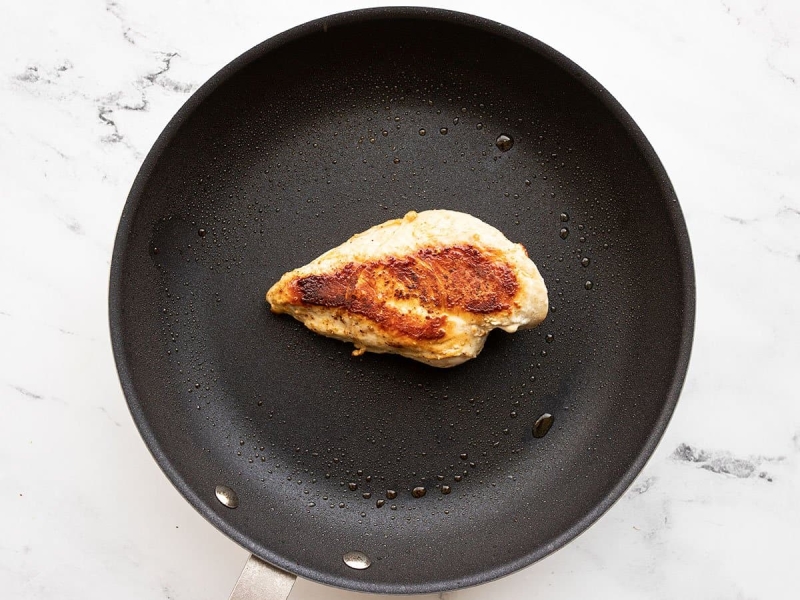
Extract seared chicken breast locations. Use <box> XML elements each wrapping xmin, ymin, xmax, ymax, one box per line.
<box><xmin>267</xmin><ymin>210</ymin><xmax>548</xmax><ymax>367</ymax></box>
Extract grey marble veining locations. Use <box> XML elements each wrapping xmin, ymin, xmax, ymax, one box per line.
<box><xmin>1</xmin><ymin>1</ymin><xmax>798</xmax><ymax>599</ymax></box>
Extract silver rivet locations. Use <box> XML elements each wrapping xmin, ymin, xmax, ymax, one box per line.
<box><xmin>215</xmin><ymin>485</ymin><xmax>239</xmax><ymax>508</ymax></box>
<box><xmin>342</xmin><ymin>551</ymin><xmax>371</xmax><ymax>570</ymax></box>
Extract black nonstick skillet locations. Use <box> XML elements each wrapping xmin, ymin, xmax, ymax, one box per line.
<box><xmin>109</xmin><ymin>7</ymin><xmax>695</xmax><ymax>596</ymax></box>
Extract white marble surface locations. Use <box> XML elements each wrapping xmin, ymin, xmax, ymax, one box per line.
<box><xmin>1</xmin><ymin>0</ymin><xmax>799</xmax><ymax>598</ymax></box>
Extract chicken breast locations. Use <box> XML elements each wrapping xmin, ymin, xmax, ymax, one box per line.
<box><xmin>266</xmin><ymin>210</ymin><xmax>548</xmax><ymax>367</ymax></box>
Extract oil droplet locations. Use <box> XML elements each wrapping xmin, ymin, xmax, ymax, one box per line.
<box><xmin>560</xmin><ymin>213</ymin><xmax>569</xmax><ymax>222</ymax></box>
<box><xmin>495</xmin><ymin>134</ymin><xmax>513</xmax><ymax>151</ymax></box>
<box><xmin>386</xmin><ymin>489</ymin><xmax>397</xmax><ymax>500</ymax></box>
<box><xmin>362</xmin><ymin>492</ymin><xmax>371</xmax><ymax>499</ymax></box>
<box><xmin>510</xmin><ymin>411</ymin><xmax>518</xmax><ymax>418</ymax></box>
<box><xmin>459</xmin><ymin>453</ymin><xmax>468</xmax><ymax>460</ymax></box>
<box><xmin>393</xmin><ymin>157</ymin><xmax>400</xmax><ymax>164</ymax></box>
<box><xmin>581</xmin><ymin>257</ymin><xmax>590</xmax><ymax>267</ymax></box>
<box><xmin>453</xmin><ymin>117</ymin><xmax>459</xmax><ymax>125</ymax></box>
<box><xmin>559</xmin><ymin>228</ymin><xmax>569</xmax><ymax>239</ymax></box>
<box><xmin>584</xmin><ymin>281</ymin><xmax>594</xmax><ymax>290</ymax></box>
<box><xmin>440</xmin><ymin>127</ymin><xmax>448</xmax><ymax>135</ymax></box>
<box><xmin>525</xmin><ymin>179</ymin><xmax>531</xmax><ymax>186</ymax></box>
<box><xmin>476</xmin><ymin>123</ymin><xmax>483</xmax><ymax>130</ymax></box>
<box><xmin>441</xmin><ymin>485</ymin><xmax>451</xmax><ymax>495</ymax></box>
<box><xmin>533</xmin><ymin>413</ymin><xmax>554</xmax><ymax>438</ymax></box>
<box><xmin>412</xmin><ymin>486</ymin><xmax>426</xmax><ymax>498</ymax></box>
<box><xmin>376</xmin><ymin>499</ymin><xmax>385</xmax><ymax>508</ymax></box>
<box><xmin>419</xmin><ymin>128</ymin><xmax>426</xmax><ymax>136</ymax></box>
<box><xmin>454</xmin><ymin>475</ymin><xmax>463</xmax><ymax>482</ymax></box>
<box><xmin>348</xmin><ymin>482</ymin><xmax>358</xmax><ymax>491</ymax></box>
<box><xmin>545</xmin><ymin>334</ymin><xmax>554</xmax><ymax>343</ymax></box>
<box><xmin>339</xmin><ymin>502</ymin><xmax>345</xmax><ymax>508</ymax></box>
<box><xmin>198</xmin><ymin>228</ymin><xmax>206</xmax><ymax>237</ymax></box>
<box><xmin>381</xmin><ymin>130</ymin><xmax>388</xmax><ymax>136</ymax></box>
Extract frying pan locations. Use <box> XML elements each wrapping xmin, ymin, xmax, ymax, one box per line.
<box><xmin>109</xmin><ymin>7</ymin><xmax>695</xmax><ymax>597</ymax></box>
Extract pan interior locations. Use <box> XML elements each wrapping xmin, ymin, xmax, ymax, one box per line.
<box><xmin>113</xmin><ymin>12</ymin><xmax>692</xmax><ymax>594</ymax></box>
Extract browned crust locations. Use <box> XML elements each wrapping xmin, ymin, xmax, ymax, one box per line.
<box><xmin>286</xmin><ymin>244</ymin><xmax>519</xmax><ymax>341</ymax></box>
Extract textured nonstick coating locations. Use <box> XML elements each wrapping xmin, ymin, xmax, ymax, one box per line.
<box><xmin>110</xmin><ymin>8</ymin><xmax>695</xmax><ymax>595</ymax></box>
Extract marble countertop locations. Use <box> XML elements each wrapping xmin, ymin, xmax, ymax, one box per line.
<box><xmin>2</xmin><ymin>1</ymin><xmax>798</xmax><ymax>598</ymax></box>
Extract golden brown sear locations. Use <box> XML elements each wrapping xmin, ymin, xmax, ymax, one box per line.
<box><xmin>289</xmin><ymin>245</ymin><xmax>518</xmax><ymax>342</ymax></box>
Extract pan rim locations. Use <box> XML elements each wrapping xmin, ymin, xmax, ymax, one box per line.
<box><xmin>109</xmin><ymin>6</ymin><xmax>696</xmax><ymax>594</ymax></box>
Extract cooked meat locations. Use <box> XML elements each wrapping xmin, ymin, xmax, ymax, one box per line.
<box><xmin>266</xmin><ymin>210</ymin><xmax>548</xmax><ymax>367</ymax></box>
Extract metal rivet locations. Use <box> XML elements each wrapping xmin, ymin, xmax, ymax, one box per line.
<box><xmin>215</xmin><ymin>485</ymin><xmax>239</xmax><ymax>508</ymax></box>
<box><xmin>342</xmin><ymin>551</ymin><xmax>371</xmax><ymax>570</ymax></box>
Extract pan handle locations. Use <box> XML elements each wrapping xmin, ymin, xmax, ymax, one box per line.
<box><xmin>228</xmin><ymin>554</ymin><xmax>297</xmax><ymax>600</ymax></box>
